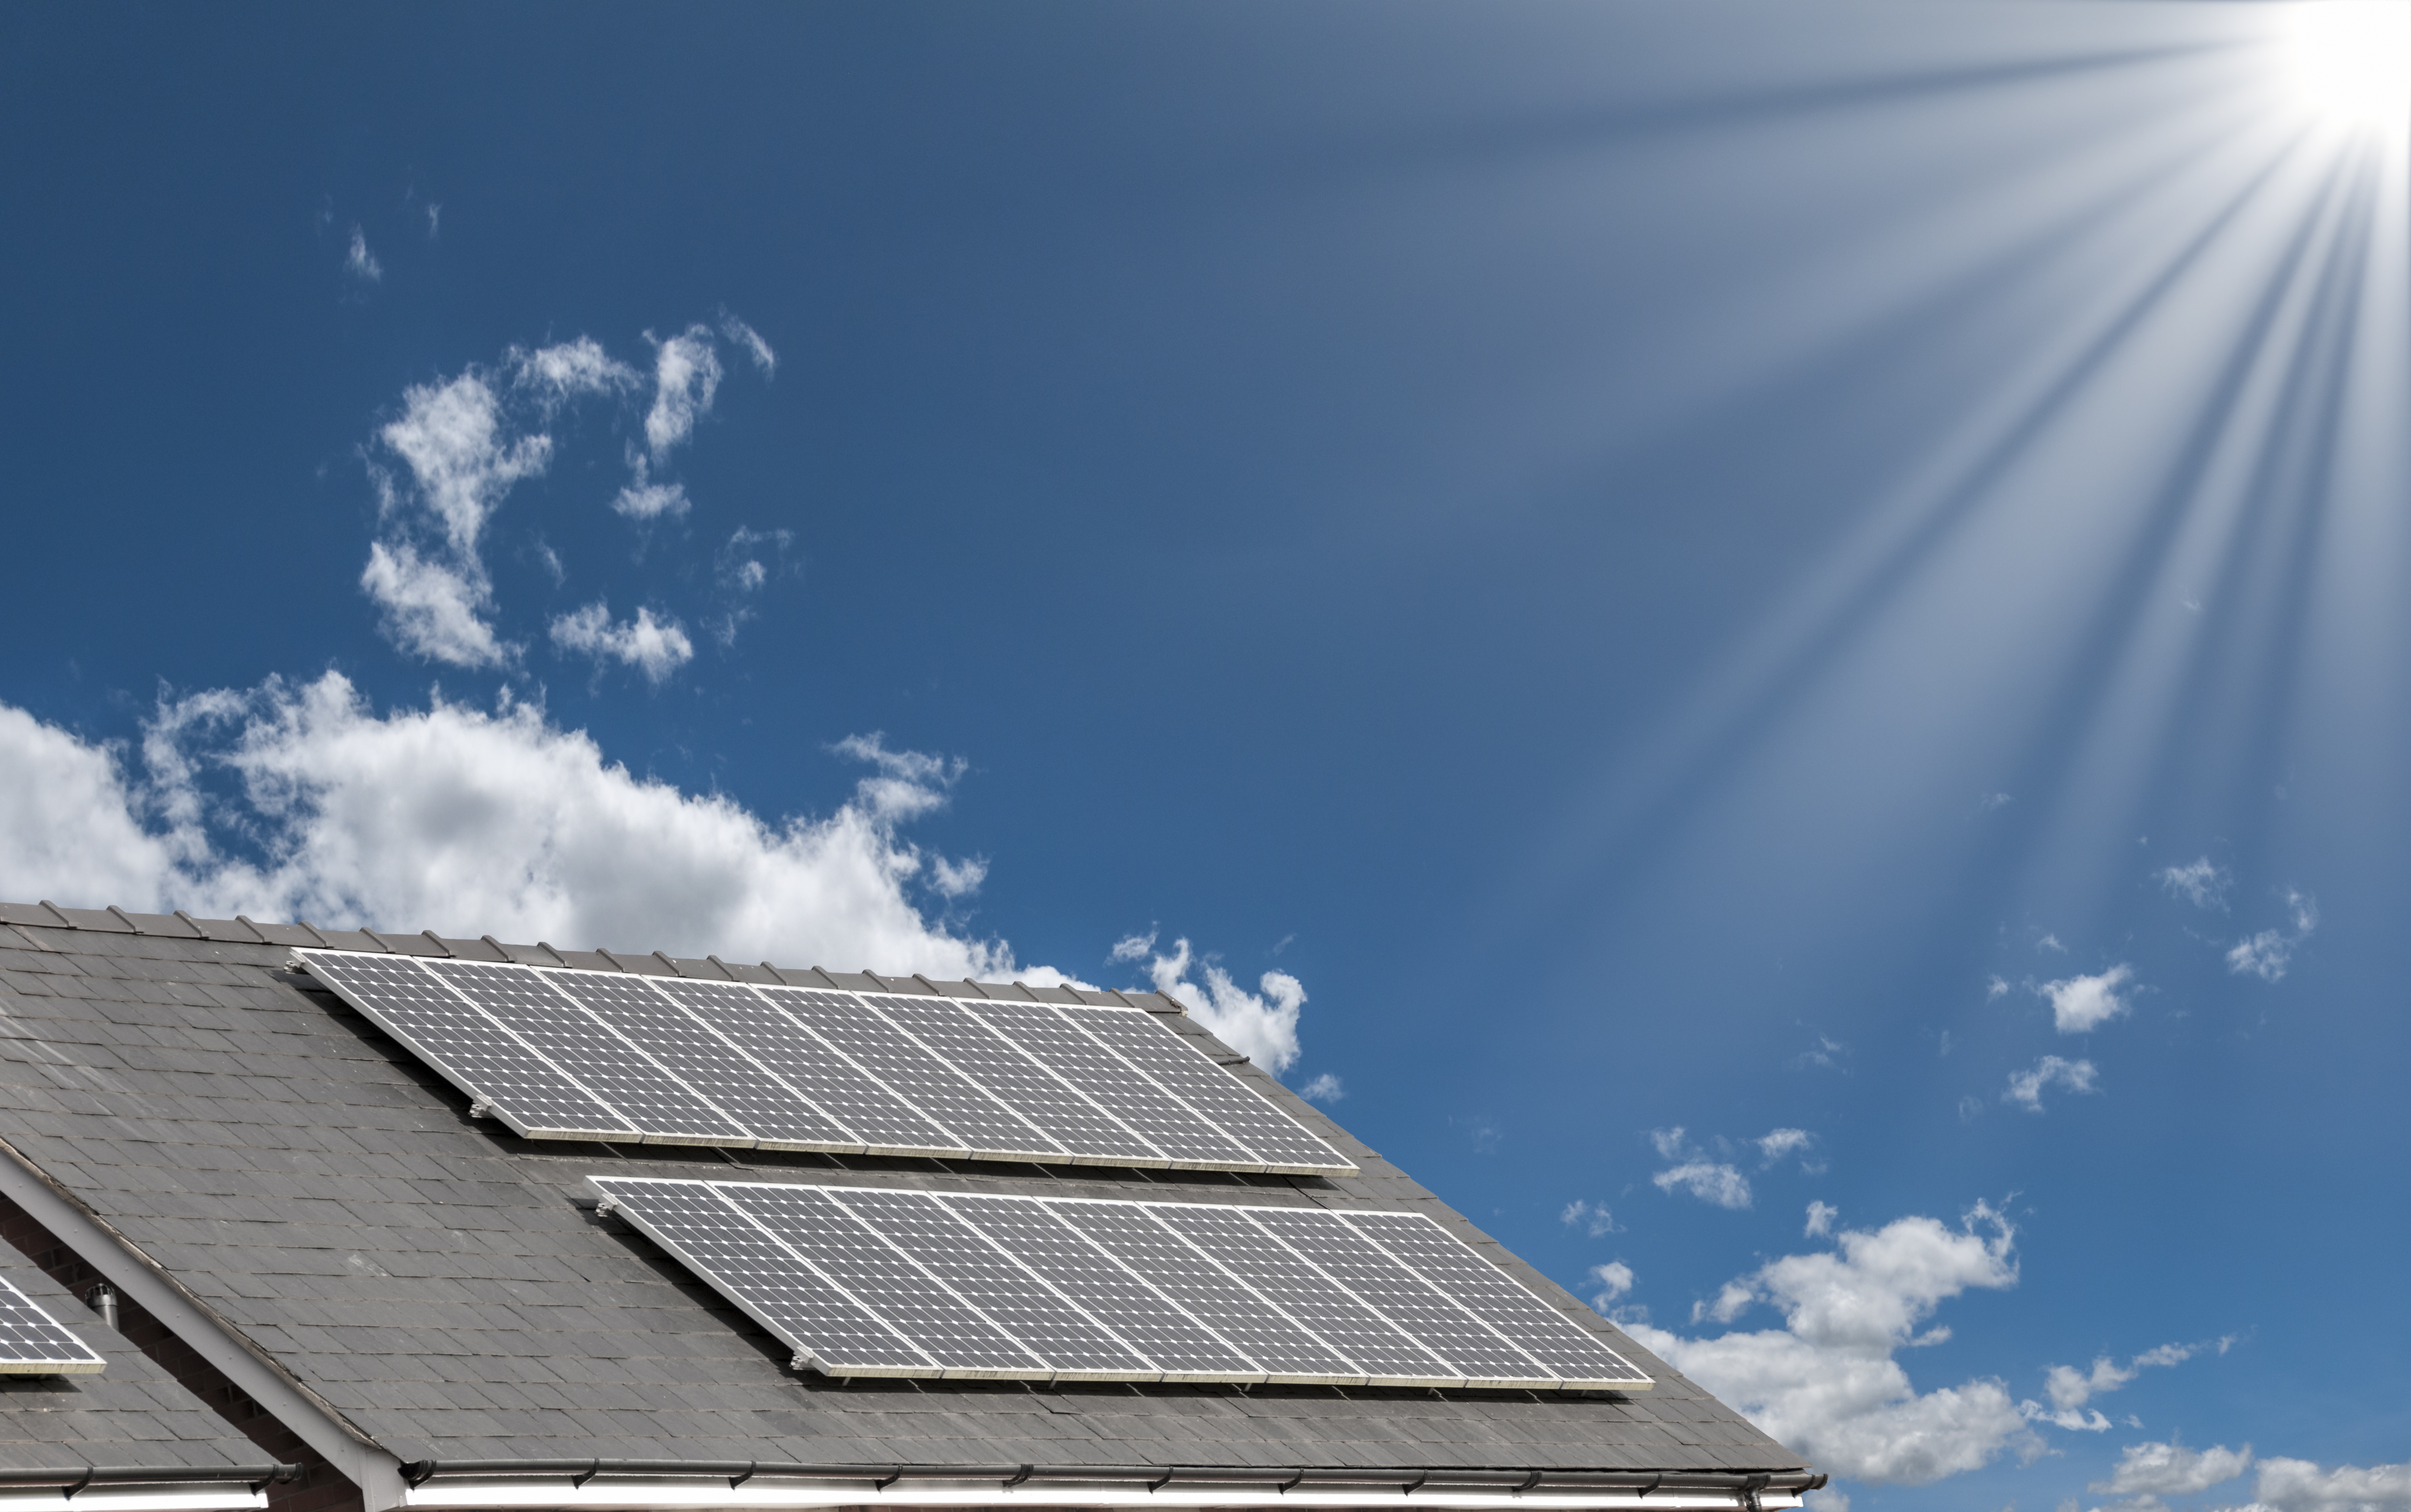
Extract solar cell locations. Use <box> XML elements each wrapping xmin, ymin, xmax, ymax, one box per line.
<box><xmin>592</xmin><ymin>1177</ymin><xmax>929</xmax><ymax>1373</ymax></box>
<box><xmin>937</xmin><ymin>1194</ymin><xmax>1260</xmax><ymax>1378</ymax></box>
<box><xmin>426</xmin><ymin>961</ymin><xmax>747</xmax><ymax>1144</ymax></box>
<box><xmin>298</xmin><ymin>950</ymin><xmax>634</xmax><ymax>1140</ymax></box>
<box><xmin>865</xmin><ymin>995</ymin><xmax>1162</xmax><ymax>1166</ymax></box>
<box><xmin>645</xmin><ymin>978</ymin><xmax>951</xmax><ymax>1155</ymax></box>
<box><xmin>0</xmin><ymin>1275</ymin><xmax>104</xmax><ymax>1375</ymax></box>
<box><xmin>1336</xmin><ymin>1212</ymin><xmax>1651</xmax><ymax>1388</ymax></box>
<box><xmin>960</xmin><ymin>997</ymin><xmax>1254</xmax><ymax>1168</ymax></box>
<box><xmin>542</xmin><ymin>972</ymin><xmax>859</xmax><ymax>1150</ymax></box>
<box><xmin>720</xmin><ymin>1183</ymin><xmax>1046</xmax><ymax>1377</ymax></box>
<box><xmin>830</xmin><ymin>1188</ymin><xmax>1155</xmax><ymax>1375</ymax></box>
<box><xmin>1062</xmin><ymin>1005</ymin><xmax>1353</xmax><ymax>1174</ymax></box>
<box><xmin>773</xmin><ymin>989</ymin><xmax>1063</xmax><ymax>1160</ymax></box>
<box><xmin>1247</xmin><ymin>1207</ymin><xmax>1551</xmax><ymax>1385</ymax></box>
<box><xmin>1153</xmin><ymin>1204</ymin><xmax>1457</xmax><ymax>1386</ymax></box>
<box><xmin>1043</xmin><ymin>1199</ymin><xmax>1362</xmax><ymax>1382</ymax></box>
<box><xmin>594</xmin><ymin>1179</ymin><xmax>1652</xmax><ymax>1392</ymax></box>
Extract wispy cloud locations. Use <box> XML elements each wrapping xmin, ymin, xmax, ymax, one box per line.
<box><xmin>1655</xmin><ymin>1161</ymin><xmax>1753</xmax><ymax>1209</ymax></box>
<box><xmin>1630</xmin><ymin>1204</ymin><xmax>2033</xmax><ymax>1485</ymax></box>
<box><xmin>1109</xmin><ymin>931</ymin><xmax>1307</xmax><ymax>1072</ymax></box>
<box><xmin>1587</xmin><ymin>1262</ymin><xmax>1635</xmax><ymax>1309</ymax></box>
<box><xmin>2237</xmin><ymin>1454</ymin><xmax>2411</xmax><ymax>1511</ymax></box>
<box><xmin>2022</xmin><ymin>1338</ymin><xmax>2231</xmax><ymax>1431</ymax></box>
<box><xmin>2091</xmin><ymin>1439</ymin><xmax>2251</xmax><ymax>1500</ymax></box>
<box><xmin>549</xmin><ymin>602</ymin><xmax>695</xmax><ymax>686</ymax></box>
<box><xmin>2004</xmin><ymin>1055</ymin><xmax>2099</xmax><ymax>1112</ymax></box>
<box><xmin>1758</xmin><ymin>1128</ymin><xmax>1815</xmax><ymax>1166</ymax></box>
<box><xmin>644</xmin><ymin>325</ymin><xmax>724</xmax><ymax>458</ymax></box>
<box><xmin>1561</xmin><ymin>1199</ymin><xmax>1617</xmax><ymax>1237</ymax></box>
<box><xmin>611</xmin><ymin>456</ymin><xmax>690</xmax><ymax>521</ymax></box>
<box><xmin>721</xmin><ymin>314</ymin><xmax>777</xmax><ymax>376</ymax></box>
<box><xmin>346</xmin><ymin>226</ymin><xmax>382</xmax><ymax>282</ymax></box>
<box><xmin>2158</xmin><ymin>856</ymin><xmax>2231</xmax><ymax>910</ymax></box>
<box><xmin>2228</xmin><ymin>890</ymin><xmax>2318</xmax><ymax>982</ymax></box>
<box><xmin>2038</xmin><ymin>963</ymin><xmax>2134</xmax><ymax>1033</ymax></box>
<box><xmin>1298</xmin><ymin>1072</ymin><xmax>1344</xmax><ymax>1104</ymax></box>
<box><xmin>1805</xmin><ymin>1201</ymin><xmax>1838</xmax><ymax>1238</ymax></box>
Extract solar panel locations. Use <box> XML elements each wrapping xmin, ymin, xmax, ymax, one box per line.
<box><xmin>294</xmin><ymin>950</ymin><xmax>1356</xmax><ymax>1174</ymax></box>
<box><xmin>425</xmin><ymin>961</ymin><xmax>748</xmax><ymax>1145</ymax></box>
<box><xmin>1061</xmin><ymin>1005</ymin><xmax>1354</xmax><ymax>1174</ymax></box>
<box><xmin>768</xmin><ymin>989</ymin><xmax>1063</xmax><ymax>1161</ymax></box>
<box><xmin>298</xmin><ymin>951</ymin><xmax>635</xmax><ymax>1140</ymax></box>
<box><xmin>593</xmin><ymin>1177</ymin><xmax>1652</xmax><ymax>1392</ymax></box>
<box><xmin>1334</xmin><ymin>1212</ymin><xmax>1652</xmax><ymax>1389</ymax></box>
<box><xmin>647</xmin><ymin>978</ymin><xmax>954</xmax><ymax>1155</ymax></box>
<box><xmin>0</xmin><ymin>1275</ymin><xmax>104</xmax><ymax>1376</ymax></box>
<box><xmin>540</xmin><ymin>972</ymin><xmax>859</xmax><ymax>1151</ymax></box>
<box><xmin>863</xmin><ymin>994</ymin><xmax>1162</xmax><ymax>1166</ymax></box>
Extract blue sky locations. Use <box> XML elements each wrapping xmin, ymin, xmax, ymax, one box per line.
<box><xmin>3</xmin><ymin>3</ymin><xmax>2407</xmax><ymax>1508</ymax></box>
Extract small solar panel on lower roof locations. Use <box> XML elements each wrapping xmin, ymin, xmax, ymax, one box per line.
<box><xmin>591</xmin><ymin>1177</ymin><xmax>1652</xmax><ymax>1392</ymax></box>
<box><xmin>0</xmin><ymin>1275</ymin><xmax>104</xmax><ymax>1376</ymax></box>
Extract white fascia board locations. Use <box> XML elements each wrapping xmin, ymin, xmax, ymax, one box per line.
<box><xmin>0</xmin><ymin>1144</ymin><xmax>406</xmax><ymax>1512</ymax></box>
<box><xmin>399</xmin><ymin>1480</ymin><xmax>1800</xmax><ymax>1512</ymax></box>
<box><xmin>0</xmin><ymin>1488</ymin><xmax>269</xmax><ymax>1512</ymax></box>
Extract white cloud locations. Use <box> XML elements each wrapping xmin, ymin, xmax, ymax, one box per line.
<box><xmin>511</xmin><ymin>338</ymin><xmax>639</xmax><ymax>406</ymax></box>
<box><xmin>722</xmin><ymin>315</ymin><xmax>777</xmax><ymax>375</ymax></box>
<box><xmin>2023</xmin><ymin>1340</ymin><xmax>2225</xmax><ymax>1431</ymax></box>
<box><xmin>550</xmin><ymin>603</ymin><xmax>696</xmax><ymax>686</ymax></box>
<box><xmin>1649</xmin><ymin>1126</ymin><xmax>1690</xmax><ymax>1160</ymax></box>
<box><xmin>1803</xmin><ymin>1492</ymin><xmax>1849</xmax><ymax>1512</ymax></box>
<box><xmin>2006</xmin><ymin>1055</ymin><xmax>2099</xmax><ymax>1111</ymax></box>
<box><xmin>2039</xmin><ymin>932</ymin><xmax>2068</xmax><ymax>953</ymax></box>
<box><xmin>1588</xmin><ymin>1262</ymin><xmax>1635</xmax><ymax>1306</ymax></box>
<box><xmin>1806</xmin><ymin>1201</ymin><xmax>1839</xmax><ymax>1238</ymax></box>
<box><xmin>1758</xmin><ymin>1127</ymin><xmax>1815</xmax><ymax>1165</ymax></box>
<box><xmin>644</xmin><ymin>324</ymin><xmax>724</xmax><ymax>458</ymax></box>
<box><xmin>346</xmin><ymin>226</ymin><xmax>382</xmax><ymax>282</ymax></box>
<box><xmin>2159</xmin><ymin>857</ymin><xmax>2231</xmax><ymax>910</ymax></box>
<box><xmin>2233</xmin><ymin>1455</ymin><xmax>2411</xmax><ymax>1511</ymax></box>
<box><xmin>425</xmin><ymin>204</ymin><xmax>441</xmax><ymax>238</ymax></box>
<box><xmin>1987</xmin><ymin>975</ymin><xmax>2010</xmax><ymax>999</ymax></box>
<box><xmin>360</xmin><ymin>541</ymin><xmax>516</xmax><ymax>670</ymax></box>
<box><xmin>380</xmin><ymin>372</ymin><xmax>550</xmax><ymax>557</ymax></box>
<box><xmin>1654</xmin><ymin>1161</ymin><xmax>1753</xmax><ymax>1209</ymax></box>
<box><xmin>1298</xmin><ymin>1072</ymin><xmax>1344</xmax><ymax>1104</ymax></box>
<box><xmin>927</xmin><ymin>854</ymin><xmax>988</xmax><ymax>899</ymax></box>
<box><xmin>2228</xmin><ymin>891</ymin><xmax>2318</xmax><ymax>983</ymax></box>
<box><xmin>1560</xmin><ymin>1199</ymin><xmax>1616</xmax><ymax>1237</ymax></box>
<box><xmin>2097</xmin><ymin>1440</ymin><xmax>2253</xmax><ymax>1498</ymax></box>
<box><xmin>1109</xmin><ymin>931</ymin><xmax>1306</xmax><ymax>1072</ymax></box>
<box><xmin>0</xmin><ymin>676</ymin><xmax>1042</xmax><ymax>975</ymax></box>
<box><xmin>2040</xmin><ymin>963</ymin><xmax>2134</xmax><ymax>1033</ymax></box>
<box><xmin>1628</xmin><ymin>1204</ymin><xmax>2032</xmax><ymax>1486</ymax></box>
<box><xmin>612</xmin><ymin>456</ymin><xmax>691</xmax><ymax>520</ymax></box>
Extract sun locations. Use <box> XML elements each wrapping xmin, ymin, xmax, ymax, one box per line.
<box><xmin>2283</xmin><ymin>0</ymin><xmax>2411</xmax><ymax>127</ymax></box>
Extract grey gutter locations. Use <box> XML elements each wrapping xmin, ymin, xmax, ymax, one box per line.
<box><xmin>0</xmin><ymin>1139</ymin><xmax>409</xmax><ymax>1512</ymax></box>
<box><xmin>0</xmin><ymin>1466</ymin><xmax>298</xmax><ymax>1492</ymax></box>
<box><xmin>398</xmin><ymin>1461</ymin><xmax>1826</xmax><ymax>1495</ymax></box>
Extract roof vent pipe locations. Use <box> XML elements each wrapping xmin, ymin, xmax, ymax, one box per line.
<box><xmin>84</xmin><ymin>1282</ymin><xmax>116</xmax><ymax>1332</ymax></box>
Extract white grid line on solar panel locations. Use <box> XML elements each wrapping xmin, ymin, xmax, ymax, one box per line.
<box><xmin>774</xmin><ymin>990</ymin><xmax>1066</xmax><ymax>1161</ymax></box>
<box><xmin>591</xmin><ymin>1178</ymin><xmax>931</xmax><ymax>1372</ymax></box>
<box><xmin>1247</xmin><ymin>1207</ymin><xmax>1554</xmax><ymax>1386</ymax></box>
<box><xmin>826</xmin><ymin>1188</ymin><xmax>1158</xmax><ymax>1377</ymax></box>
<box><xmin>719</xmin><ymin>1183</ymin><xmax>1047</xmax><ymax>1377</ymax></box>
<box><xmin>1151</xmin><ymin>1204</ymin><xmax>1461</xmax><ymax>1386</ymax></box>
<box><xmin>644</xmin><ymin>978</ymin><xmax>955</xmax><ymax>1155</ymax></box>
<box><xmin>1041</xmin><ymin>1200</ymin><xmax>1364</xmax><ymax>1382</ymax></box>
<box><xmin>862</xmin><ymin>995</ymin><xmax>1165</xmax><ymax>1166</ymax></box>
<box><xmin>297</xmin><ymin>951</ymin><xmax>634</xmax><ymax>1139</ymax></box>
<box><xmin>540</xmin><ymin>972</ymin><xmax>862</xmax><ymax>1151</ymax></box>
<box><xmin>952</xmin><ymin>996</ymin><xmax>1257</xmax><ymax>1169</ymax></box>
<box><xmin>937</xmin><ymin>1194</ymin><xmax>1262</xmax><ymax>1380</ymax></box>
<box><xmin>1335</xmin><ymin>1212</ymin><xmax>1650</xmax><ymax>1388</ymax></box>
<box><xmin>1062</xmin><ymin>1005</ymin><xmax>1353</xmax><ymax>1173</ymax></box>
<box><xmin>0</xmin><ymin>1275</ymin><xmax>103</xmax><ymax>1374</ymax></box>
<box><xmin>424</xmin><ymin>961</ymin><xmax>749</xmax><ymax>1145</ymax></box>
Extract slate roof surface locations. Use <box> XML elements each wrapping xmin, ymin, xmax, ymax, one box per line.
<box><xmin>0</xmin><ymin>1259</ymin><xmax>267</xmax><ymax>1474</ymax></box>
<box><xmin>0</xmin><ymin>908</ymin><xmax>1805</xmax><ymax>1476</ymax></box>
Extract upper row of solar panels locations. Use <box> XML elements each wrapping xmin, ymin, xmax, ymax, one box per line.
<box><xmin>295</xmin><ymin>950</ymin><xmax>1354</xmax><ymax>1175</ymax></box>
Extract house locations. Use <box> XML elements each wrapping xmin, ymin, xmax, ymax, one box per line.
<box><xmin>0</xmin><ymin>901</ymin><xmax>1820</xmax><ymax>1512</ymax></box>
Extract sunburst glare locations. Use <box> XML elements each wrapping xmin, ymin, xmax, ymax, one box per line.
<box><xmin>2285</xmin><ymin>0</ymin><xmax>2411</xmax><ymax>126</ymax></box>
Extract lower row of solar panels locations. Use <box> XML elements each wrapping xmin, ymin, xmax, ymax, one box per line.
<box><xmin>0</xmin><ymin>1274</ymin><xmax>103</xmax><ymax>1375</ymax></box>
<box><xmin>592</xmin><ymin>1178</ymin><xmax>1651</xmax><ymax>1392</ymax></box>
